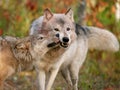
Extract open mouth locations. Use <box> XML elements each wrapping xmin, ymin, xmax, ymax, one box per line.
<box><xmin>47</xmin><ymin>42</ymin><xmax>59</xmax><ymax>48</ymax></box>
<box><xmin>60</xmin><ymin>42</ymin><xmax>68</xmax><ymax>48</ymax></box>
<box><xmin>47</xmin><ymin>41</ymin><xmax>69</xmax><ymax>48</ymax></box>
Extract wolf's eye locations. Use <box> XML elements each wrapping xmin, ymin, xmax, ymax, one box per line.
<box><xmin>38</xmin><ymin>36</ymin><xmax>44</xmax><ymax>40</ymax></box>
<box><xmin>40</xmin><ymin>37</ymin><xmax>43</xmax><ymax>40</ymax></box>
<box><xmin>54</xmin><ymin>28</ymin><xmax>59</xmax><ymax>31</ymax></box>
<box><xmin>66</xmin><ymin>27</ymin><xmax>70</xmax><ymax>31</ymax></box>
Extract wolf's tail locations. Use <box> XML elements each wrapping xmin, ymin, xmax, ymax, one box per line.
<box><xmin>86</xmin><ymin>26</ymin><xmax>119</xmax><ymax>52</ymax></box>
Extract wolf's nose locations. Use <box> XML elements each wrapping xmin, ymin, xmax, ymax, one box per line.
<box><xmin>62</xmin><ymin>37</ymin><xmax>69</xmax><ymax>42</ymax></box>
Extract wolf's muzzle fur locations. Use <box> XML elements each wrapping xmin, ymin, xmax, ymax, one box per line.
<box><xmin>55</xmin><ymin>33</ymin><xmax>70</xmax><ymax>48</ymax></box>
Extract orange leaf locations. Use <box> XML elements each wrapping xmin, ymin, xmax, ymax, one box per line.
<box><xmin>0</xmin><ymin>29</ymin><xmax>3</xmax><ymax>35</ymax></box>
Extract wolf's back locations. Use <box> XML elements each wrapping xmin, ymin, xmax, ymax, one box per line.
<box><xmin>86</xmin><ymin>27</ymin><xmax>119</xmax><ymax>52</ymax></box>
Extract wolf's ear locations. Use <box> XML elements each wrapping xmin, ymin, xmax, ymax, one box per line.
<box><xmin>65</xmin><ymin>8</ymin><xmax>74</xmax><ymax>22</ymax></box>
<box><xmin>43</xmin><ymin>8</ymin><xmax>53</xmax><ymax>22</ymax></box>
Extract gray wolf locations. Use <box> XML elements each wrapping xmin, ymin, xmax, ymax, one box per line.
<box><xmin>30</xmin><ymin>8</ymin><xmax>119</xmax><ymax>90</ymax></box>
<box><xmin>0</xmin><ymin>34</ymin><xmax>56</xmax><ymax>90</ymax></box>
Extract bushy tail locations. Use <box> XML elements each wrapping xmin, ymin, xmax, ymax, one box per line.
<box><xmin>86</xmin><ymin>26</ymin><xmax>119</xmax><ymax>52</ymax></box>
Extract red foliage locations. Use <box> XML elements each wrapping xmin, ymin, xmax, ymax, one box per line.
<box><xmin>85</xmin><ymin>14</ymin><xmax>104</xmax><ymax>28</ymax></box>
<box><xmin>3</xmin><ymin>11</ymin><xmax>10</xmax><ymax>21</ymax></box>
<box><xmin>55</xmin><ymin>8</ymin><xmax>67</xmax><ymax>13</ymax></box>
<box><xmin>104</xmin><ymin>86</ymin><xmax>114</xmax><ymax>90</ymax></box>
<box><xmin>26</xmin><ymin>0</ymin><xmax>38</xmax><ymax>11</ymax></box>
<box><xmin>15</xmin><ymin>15</ymin><xmax>22</xmax><ymax>22</ymax></box>
<box><xmin>0</xmin><ymin>29</ymin><xmax>3</xmax><ymax>35</ymax></box>
<box><xmin>42</xmin><ymin>3</ymin><xmax>53</xmax><ymax>10</ymax></box>
<box><xmin>56</xmin><ymin>0</ymin><xmax>75</xmax><ymax>5</ymax></box>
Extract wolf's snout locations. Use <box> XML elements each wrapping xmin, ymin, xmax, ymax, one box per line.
<box><xmin>62</xmin><ymin>37</ymin><xmax>69</xmax><ymax>43</ymax></box>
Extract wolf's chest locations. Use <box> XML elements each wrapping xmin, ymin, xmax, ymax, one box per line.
<box><xmin>37</xmin><ymin>47</ymin><xmax>65</xmax><ymax>72</ymax></box>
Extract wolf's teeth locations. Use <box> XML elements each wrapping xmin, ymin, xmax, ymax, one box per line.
<box><xmin>60</xmin><ymin>42</ymin><xmax>68</xmax><ymax>48</ymax></box>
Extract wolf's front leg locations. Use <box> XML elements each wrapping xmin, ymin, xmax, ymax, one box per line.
<box><xmin>46</xmin><ymin>68</ymin><xmax>59</xmax><ymax>90</ymax></box>
<box><xmin>37</xmin><ymin>70</ymin><xmax>46</xmax><ymax>90</ymax></box>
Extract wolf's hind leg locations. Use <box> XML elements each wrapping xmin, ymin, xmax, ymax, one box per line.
<box><xmin>69</xmin><ymin>65</ymin><xmax>79</xmax><ymax>90</ymax></box>
<box><xmin>61</xmin><ymin>67</ymin><xmax>73</xmax><ymax>89</ymax></box>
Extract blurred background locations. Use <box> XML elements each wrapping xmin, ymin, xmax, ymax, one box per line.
<box><xmin>0</xmin><ymin>0</ymin><xmax>120</xmax><ymax>90</ymax></box>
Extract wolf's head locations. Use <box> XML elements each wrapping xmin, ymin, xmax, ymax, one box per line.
<box><xmin>42</xmin><ymin>8</ymin><xmax>77</xmax><ymax>48</ymax></box>
<box><xmin>14</xmin><ymin>33</ymin><xmax>58</xmax><ymax>61</ymax></box>
<box><xmin>29</xmin><ymin>33</ymin><xmax>59</xmax><ymax>58</ymax></box>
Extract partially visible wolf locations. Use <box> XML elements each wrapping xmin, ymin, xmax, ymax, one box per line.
<box><xmin>30</xmin><ymin>8</ymin><xmax>119</xmax><ymax>90</ymax></box>
<box><xmin>0</xmin><ymin>34</ymin><xmax>57</xmax><ymax>90</ymax></box>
